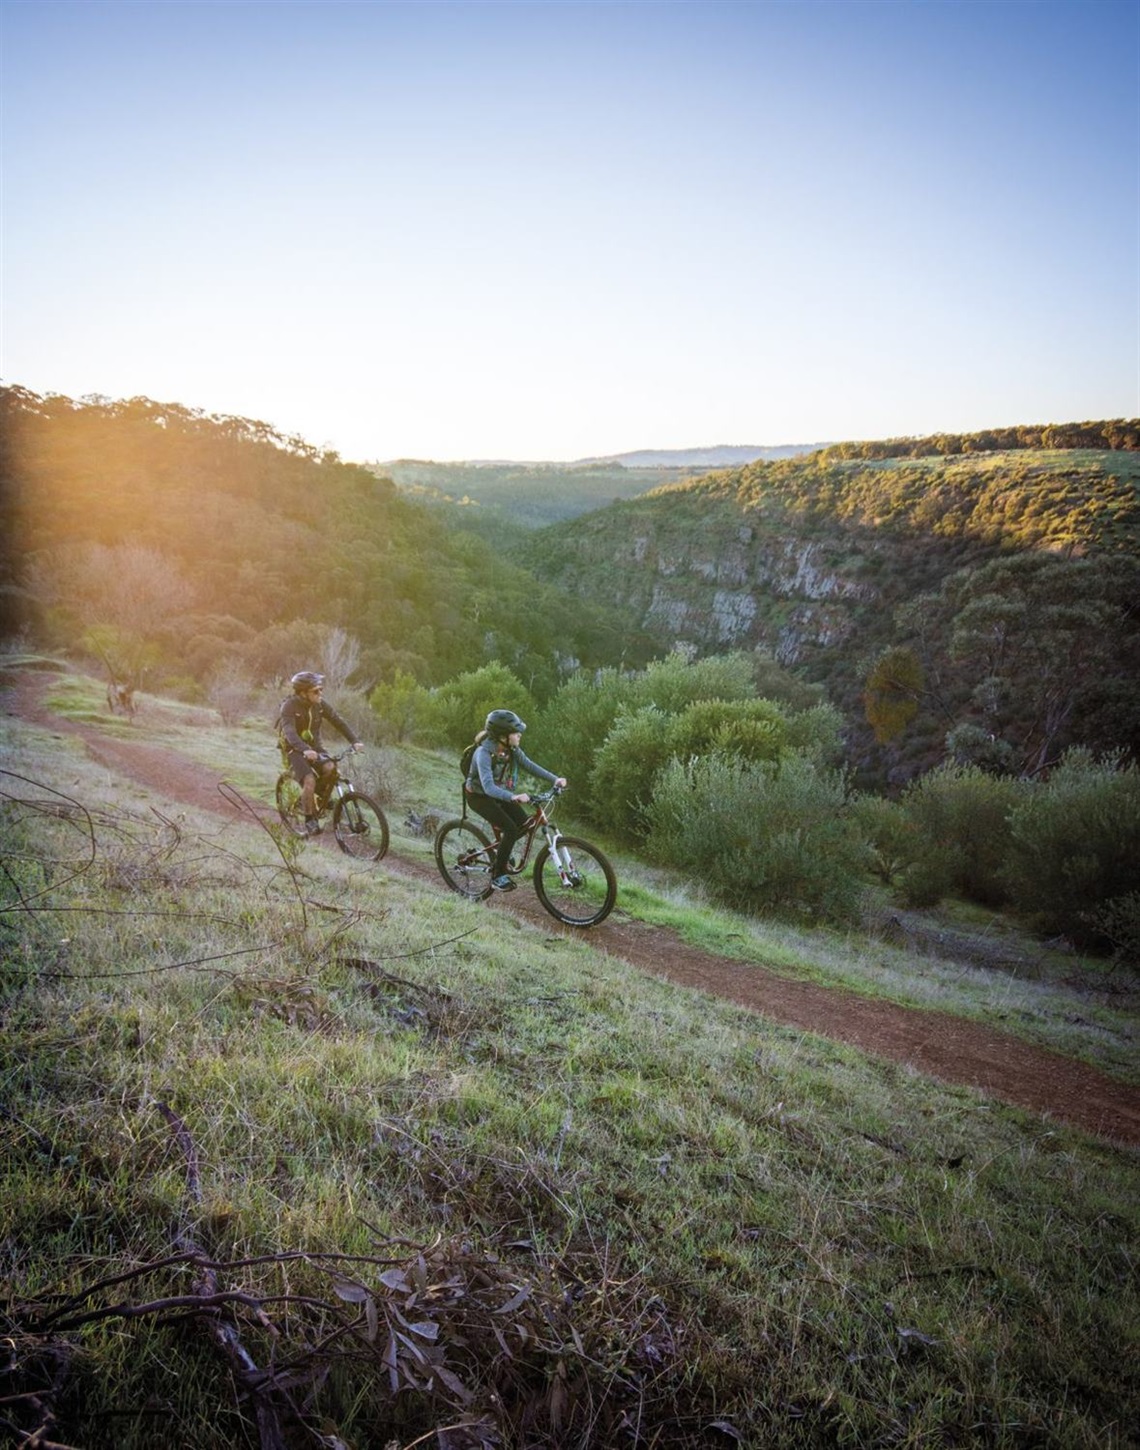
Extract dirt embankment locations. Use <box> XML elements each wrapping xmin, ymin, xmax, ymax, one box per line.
<box><xmin>5</xmin><ymin>676</ymin><xmax>1138</xmax><ymax>1148</ymax></box>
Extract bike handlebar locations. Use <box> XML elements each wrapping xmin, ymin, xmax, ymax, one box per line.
<box><xmin>528</xmin><ymin>785</ymin><xmax>564</xmax><ymax>806</ymax></box>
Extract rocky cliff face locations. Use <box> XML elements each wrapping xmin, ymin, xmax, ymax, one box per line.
<box><xmin>555</xmin><ymin>505</ymin><xmax>885</xmax><ymax>672</ymax></box>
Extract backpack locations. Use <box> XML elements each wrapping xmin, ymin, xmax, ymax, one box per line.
<box><xmin>459</xmin><ymin>740</ymin><xmax>478</xmax><ymax>778</ymax></box>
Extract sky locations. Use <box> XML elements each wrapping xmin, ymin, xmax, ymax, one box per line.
<box><xmin>1</xmin><ymin>0</ymin><xmax>1137</xmax><ymax>463</ymax></box>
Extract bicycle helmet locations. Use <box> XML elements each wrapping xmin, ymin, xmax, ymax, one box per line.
<box><xmin>291</xmin><ymin>671</ymin><xmax>325</xmax><ymax>692</ymax></box>
<box><xmin>485</xmin><ymin>708</ymin><xmax>526</xmax><ymax>740</ymax></box>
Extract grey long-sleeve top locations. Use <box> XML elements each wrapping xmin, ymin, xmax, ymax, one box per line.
<box><xmin>466</xmin><ymin>739</ymin><xmax>558</xmax><ymax>802</ymax></box>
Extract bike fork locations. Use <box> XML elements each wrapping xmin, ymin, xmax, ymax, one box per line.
<box><xmin>544</xmin><ymin>827</ymin><xmax>579</xmax><ymax>887</ymax></box>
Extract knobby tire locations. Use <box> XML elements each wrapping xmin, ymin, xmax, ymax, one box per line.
<box><xmin>434</xmin><ymin>818</ymin><xmax>494</xmax><ymax>899</ymax></box>
<box><xmin>275</xmin><ymin>773</ymin><xmax>308</xmax><ymax>837</ymax></box>
<box><xmin>534</xmin><ymin>836</ymin><xmax>617</xmax><ymax>927</ymax></box>
<box><xmin>332</xmin><ymin>791</ymin><xmax>389</xmax><ymax>861</ymax></box>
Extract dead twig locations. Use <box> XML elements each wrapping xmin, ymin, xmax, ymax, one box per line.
<box><xmin>217</xmin><ymin>780</ymin><xmax>308</xmax><ymax>930</ymax></box>
<box><xmin>0</xmin><ymin>770</ymin><xmax>98</xmax><ymax>907</ymax></box>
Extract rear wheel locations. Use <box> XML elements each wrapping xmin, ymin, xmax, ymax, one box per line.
<box><xmin>275</xmin><ymin>773</ymin><xmax>308</xmax><ymax>836</ymax></box>
<box><xmin>534</xmin><ymin>836</ymin><xmax>616</xmax><ymax>927</ymax></box>
<box><xmin>332</xmin><ymin>791</ymin><xmax>389</xmax><ymax>861</ymax></box>
<box><xmin>434</xmin><ymin>818</ymin><xmax>494</xmax><ymax>899</ymax></box>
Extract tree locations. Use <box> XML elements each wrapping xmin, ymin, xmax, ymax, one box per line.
<box><xmin>368</xmin><ymin>670</ymin><xmax>428</xmax><ymax>743</ymax></box>
<box><xmin>318</xmin><ymin>626</ymin><xmax>362</xmax><ymax>694</ymax></box>
<box><xmin>26</xmin><ymin>543</ymin><xmax>195</xmax><ymax>692</ymax></box>
<box><xmin>864</xmin><ymin>647</ymin><xmax>925</xmax><ymax>744</ymax></box>
<box><xmin>942</xmin><ymin>554</ymin><xmax>1133</xmax><ymax>775</ymax></box>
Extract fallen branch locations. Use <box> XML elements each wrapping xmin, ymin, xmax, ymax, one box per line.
<box><xmin>154</xmin><ymin>1100</ymin><xmax>292</xmax><ymax>1450</ymax></box>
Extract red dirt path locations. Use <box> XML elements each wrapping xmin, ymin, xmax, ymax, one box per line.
<box><xmin>5</xmin><ymin>677</ymin><xmax>1139</xmax><ymax>1148</ymax></box>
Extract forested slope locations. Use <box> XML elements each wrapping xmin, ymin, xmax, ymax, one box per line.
<box><xmin>0</xmin><ymin>387</ymin><xmax>656</xmax><ymax>697</ymax></box>
<box><xmin>528</xmin><ymin>432</ymin><xmax>1140</xmax><ymax>783</ymax></box>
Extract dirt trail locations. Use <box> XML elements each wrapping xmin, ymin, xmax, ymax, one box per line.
<box><xmin>5</xmin><ymin>676</ymin><xmax>1139</xmax><ymax>1148</ymax></box>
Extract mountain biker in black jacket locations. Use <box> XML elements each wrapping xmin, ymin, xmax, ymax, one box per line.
<box><xmin>278</xmin><ymin>671</ymin><xmax>362</xmax><ymax>834</ymax></box>
<box><xmin>465</xmin><ymin>709</ymin><xmax>566</xmax><ymax>891</ymax></box>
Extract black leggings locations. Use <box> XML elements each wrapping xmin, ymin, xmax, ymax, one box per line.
<box><xmin>466</xmin><ymin>793</ymin><xmax>529</xmax><ymax>875</ymax></box>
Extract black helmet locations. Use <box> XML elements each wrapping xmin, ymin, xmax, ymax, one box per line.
<box><xmin>485</xmin><ymin>708</ymin><xmax>526</xmax><ymax>740</ymax></box>
<box><xmin>291</xmin><ymin>671</ymin><xmax>325</xmax><ymax>692</ymax></box>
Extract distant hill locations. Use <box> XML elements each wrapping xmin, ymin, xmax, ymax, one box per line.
<box><xmin>578</xmin><ymin>443</ymin><xmax>829</xmax><ymax>468</ymax></box>
<box><xmin>375</xmin><ymin>445</ymin><xmax>829</xmax><ymax>528</ymax></box>
<box><xmin>373</xmin><ymin>458</ymin><xmax>703</xmax><ymax>530</ymax></box>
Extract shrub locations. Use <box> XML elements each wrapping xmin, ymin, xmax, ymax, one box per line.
<box><xmin>1085</xmin><ymin>892</ymin><xmax>1140</xmax><ymax>968</ymax></box>
<box><xmin>206</xmin><ymin>665</ymin><xmax>257</xmax><ymax>726</ymax></box>
<box><xmin>591</xmin><ymin>698</ymin><xmax>798</xmax><ymax>841</ymax></box>
<box><xmin>588</xmin><ymin>706</ymin><xmax>675</xmax><ymax>839</ymax></box>
<box><xmin>331</xmin><ymin>687</ymin><xmax>385</xmax><ymax>747</ymax></box>
<box><xmin>897</xmin><ymin>764</ymin><xmax>1024</xmax><ymax>908</ymax></box>
<box><xmin>369</xmin><ymin>670</ymin><xmax>430</xmax><ymax>744</ymax></box>
<box><xmin>849</xmin><ymin>793</ymin><xmax>914</xmax><ymax>885</ymax></box>
<box><xmin>534</xmin><ymin>668</ymin><xmax>633</xmax><ymax>811</ymax></box>
<box><xmin>670</xmin><ymin>698</ymin><xmax>789</xmax><ymax>764</ymax></box>
<box><xmin>1004</xmin><ymin>751</ymin><xmax>1140</xmax><ymax>948</ymax></box>
<box><xmin>646</xmin><ymin>752</ymin><xmax>865</xmax><ymax>924</ymax></box>
<box><xmin>782</xmin><ymin>702</ymin><xmax>846</xmax><ymax>765</ymax></box>
<box><xmin>416</xmin><ymin>664</ymin><xmax>537</xmax><ymax>750</ymax></box>
<box><xmin>632</xmin><ymin>651</ymin><xmax>757</xmax><ymax>713</ymax></box>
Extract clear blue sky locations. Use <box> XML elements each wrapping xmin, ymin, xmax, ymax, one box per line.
<box><xmin>2</xmin><ymin>0</ymin><xmax>1137</xmax><ymax>461</ymax></box>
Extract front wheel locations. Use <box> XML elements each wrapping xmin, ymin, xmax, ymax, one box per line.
<box><xmin>434</xmin><ymin>818</ymin><xmax>494</xmax><ymax>899</ymax></box>
<box><xmin>332</xmin><ymin>791</ymin><xmax>389</xmax><ymax>861</ymax></box>
<box><xmin>275</xmin><ymin>773</ymin><xmax>308</xmax><ymax>837</ymax></box>
<box><xmin>534</xmin><ymin>836</ymin><xmax>616</xmax><ymax>927</ymax></box>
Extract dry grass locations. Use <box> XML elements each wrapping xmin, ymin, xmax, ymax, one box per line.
<box><xmin>2</xmin><ymin>707</ymin><xmax>1139</xmax><ymax>1448</ymax></box>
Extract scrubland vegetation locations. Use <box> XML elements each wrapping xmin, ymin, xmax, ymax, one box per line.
<box><xmin>375</xmin><ymin>651</ymin><xmax>1140</xmax><ymax>966</ymax></box>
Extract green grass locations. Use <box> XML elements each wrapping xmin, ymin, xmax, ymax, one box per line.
<box><xmin>2</xmin><ymin>677</ymin><xmax>1139</xmax><ymax>1447</ymax></box>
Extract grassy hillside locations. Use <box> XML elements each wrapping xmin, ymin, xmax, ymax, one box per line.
<box><xmin>3</xmin><ymin>666</ymin><xmax>1138</xmax><ymax>1448</ymax></box>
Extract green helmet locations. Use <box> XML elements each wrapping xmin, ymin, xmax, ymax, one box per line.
<box><xmin>485</xmin><ymin>709</ymin><xmax>526</xmax><ymax>741</ymax></box>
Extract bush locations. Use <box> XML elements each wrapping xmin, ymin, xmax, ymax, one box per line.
<box><xmin>670</xmin><ymin>698</ymin><xmax>789</xmax><ymax>764</ymax></box>
<box><xmin>633</xmin><ymin>651</ymin><xmax>757</xmax><ymax>713</ymax></box>
<box><xmin>849</xmin><ymin>793</ymin><xmax>914</xmax><ymax>885</ymax></box>
<box><xmin>1004</xmin><ymin>751</ymin><xmax>1140</xmax><ymax>948</ymax></box>
<box><xmin>591</xmin><ymin>698</ymin><xmax>797</xmax><ymax>841</ymax></box>
<box><xmin>416</xmin><ymin>664</ymin><xmax>537</xmax><ymax>750</ymax></box>
<box><xmin>369</xmin><ymin>670</ymin><xmax>430</xmax><ymax>744</ymax></box>
<box><xmin>782</xmin><ymin>702</ymin><xmax>846</xmax><ymax>765</ymax></box>
<box><xmin>588</xmin><ymin>706</ymin><xmax>676</xmax><ymax>839</ymax></box>
<box><xmin>534</xmin><ymin>668</ymin><xmax>632</xmax><ymax>811</ymax></box>
<box><xmin>646</xmin><ymin>752</ymin><xmax>866</xmax><ymax>924</ymax></box>
<box><xmin>206</xmin><ymin>666</ymin><xmax>257</xmax><ymax>726</ymax></box>
<box><xmin>898</xmin><ymin>764</ymin><xmax>1024</xmax><ymax>908</ymax></box>
<box><xmin>1085</xmin><ymin>892</ymin><xmax>1140</xmax><ymax>968</ymax></box>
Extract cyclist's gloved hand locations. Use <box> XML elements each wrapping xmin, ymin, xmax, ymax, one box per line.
<box><xmin>554</xmin><ymin>777</ymin><xmax>567</xmax><ymax>790</ymax></box>
<box><xmin>512</xmin><ymin>793</ymin><xmax>531</xmax><ymax>804</ymax></box>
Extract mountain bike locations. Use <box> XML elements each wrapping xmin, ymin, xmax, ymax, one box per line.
<box><xmin>275</xmin><ymin>748</ymin><xmax>390</xmax><ymax>862</ymax></box>
<box><xmin>433</xmin><ymin>787</ymin><xmax>616</xmax><ymax>927</ymax></box>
